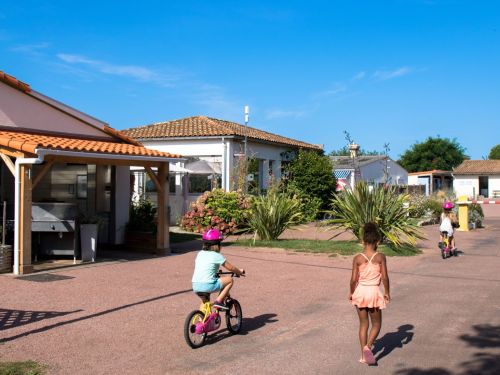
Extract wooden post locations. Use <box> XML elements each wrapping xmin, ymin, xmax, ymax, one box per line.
<box><xmin>19</xmin><ymin>164</ymin><xmax>33</xmax><ymax>274</ymax></box>
<box><xmin>156</xmin><ymin>163</ymin><xmax>170</xmax><ymax>255</ymax></box>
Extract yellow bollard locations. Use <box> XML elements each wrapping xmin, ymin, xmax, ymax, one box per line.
<box><xmin>457</xmin><ymin>195</ymin><xmax>469</xmax><ymax>231</ymax></box>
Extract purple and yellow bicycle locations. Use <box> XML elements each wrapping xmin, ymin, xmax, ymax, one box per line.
<box><xmin>184</xmin><ymin>271</ymin><xmax>243</xmax><ymax>348</ymax></box>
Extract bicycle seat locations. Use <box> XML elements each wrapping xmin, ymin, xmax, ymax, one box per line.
<box><xmin>441</xmin><ymin>231</ymin><xmax>449</xmax><ymax>236</ymax></box>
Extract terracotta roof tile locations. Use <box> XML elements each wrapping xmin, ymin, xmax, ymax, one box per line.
<box><xmin>122</xmin><ymin>116</ymin><xmax>322</xmax><ymax>150</ymax></box>
<box><xmin>103</xmin><ymin>125</ymin><xmax>142</xmax><ymax>146</ymax></box>
<box><xmin>0</xmin><ymin>71</ymin><xmax>31</xmax><ymax>93</ymax></box>
<box><xmin>453</xmin><ymin>160</ymin><xmax>500</xmax><ymax>175</ymax></box>
<box><xmin>0</xmin><ymin>130</ymin><xmax>181</xmax><ymax>159</ymax></box>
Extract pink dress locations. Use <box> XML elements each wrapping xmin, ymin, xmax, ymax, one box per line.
<box><xmin>351</xmin><ymin>253</ymin><xmax>387</xmax><ymax>309</ymax></box>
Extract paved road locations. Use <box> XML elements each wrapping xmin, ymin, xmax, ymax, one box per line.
<box><xmin>1</xmin><ymin>206</ymin><xmax>499</xmax><ymax>374</ymax></box>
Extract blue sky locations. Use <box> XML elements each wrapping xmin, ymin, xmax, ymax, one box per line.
<box><xmin>1</xmin><ymin>0</ymin><xmax>499</xmax><ymax>159</ymax></box>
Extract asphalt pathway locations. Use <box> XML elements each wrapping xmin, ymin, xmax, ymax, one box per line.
<box><xmin>1</xmin><ymin>206</ymin><xmax>499</xmax><ymax>374</ymax></box>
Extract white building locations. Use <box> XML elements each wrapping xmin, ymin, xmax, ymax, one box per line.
<box><xmin>453</xmin><ymin>160</ymin><xmax>500</xmax><ymax>199</ymax></box>
<box><xmin>122</xmin><ymin>116</ymin><xmax>322</xmax><ymax>223</ymax></box>
<box><xmin>331</xmin><ymin>155</ymin><xmax>408</xmax><ymax>190</ymax></box>
<box><xmin>0</xmin><ymin>70</ymin><xmax>178</xmax><ymax>273</ymax></box>
<box><xmin>407</xmin><ymin>170</ymin><xmax>453</xmax><ymax>196</ymax></box>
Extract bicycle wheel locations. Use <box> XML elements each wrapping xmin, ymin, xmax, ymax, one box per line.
<box><xmin>225</xmin><ymin>299</ymin><xmax>243</xmax><ymax>334</ymax></box>
<box><xmin>184</xmin><ymin>310</ymin><xmax>207</xmax><ymax>348</ymax></box>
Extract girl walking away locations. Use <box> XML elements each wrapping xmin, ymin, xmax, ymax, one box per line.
<box><xmin>349</xmin><ymin>222</ymin><xmax>390</xmax><ymax>365</ymax></box>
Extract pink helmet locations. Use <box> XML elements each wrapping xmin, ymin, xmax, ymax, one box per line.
<box><xmin>443</xmin><ymin>201</ymin><xmax>454</xmax><ymax>210</ymax></box>
<box><xmin>202</xmin><ymin>228</ymin><xmax>223</xmax><ymax>244</ymax></box>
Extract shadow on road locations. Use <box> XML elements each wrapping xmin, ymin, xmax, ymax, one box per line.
<box><xmin>205</xmin><ymin>313</ymin><xmax>278</xmax><ymax>345</ymax></box>
<box><xmin>372</xmin><ymin>324</ymin><xmax>414</xmax><ymax>362</ymax></box>
<box><xmin>393</xmin><ymin>324</ymin><xmax>500</xmax><ymax>375</ymax></box>
<box><xmin>460</xmin><ymin>324</ymin><xmax>500</xmax><ymax>348</ymax></box>
<box><xmin>0</xmin><ymin>308</ymin><xmax>82</xmax><ymax>331</ymax></box>
<box><xmin>0</xmin><ymin>289</ymin><xmax>192</xmax><ymax>344</ymax></box>
<box><xmin>240</xmin><ymin>313</ymin><xmax>278</xmax><ymax>335</ymax></box>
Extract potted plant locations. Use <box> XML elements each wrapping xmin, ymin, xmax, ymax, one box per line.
<box><xmin>469</xmin><ymin>203</ymin><xmax>484</xmax><ymax>229</ymax></box>
<box><xmin>125</xmin><ymin>199</ymin><xmax>157</xmax><ymax>252</ymax></box>
<box><xmin>79</xmin><ymin>214</ymin><xmax>100</xmax><ymax>262</ymax></box>
<box><xmin>0</xmin><ymin>224</ymin><xmax>13</xmax><ymax>273</ymax></box>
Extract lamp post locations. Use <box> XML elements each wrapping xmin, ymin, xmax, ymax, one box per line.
<box><xmin>243</xmin><ymin>105</ymin><xmax>249</xmax><ymax>192</ymax></box>
<box><xmin>244</xmin><ymin>105</ymin><xmax>249</xmax><ymax>160</ymax></box>
<box><xmin>348</xmin><ymin>143</ymin><xmax>360</xmax><ymax>188</ymax></box>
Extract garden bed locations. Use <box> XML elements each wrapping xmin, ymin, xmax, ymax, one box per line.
<box><xmin>0</xmin><ymin>360</ymin><xmax>46</xmax><ymax>375</ymax></box>
<box><xmin>227</xmin><ymin>239</ymin><xmax>421</xmax><ymax>256</ymax></box>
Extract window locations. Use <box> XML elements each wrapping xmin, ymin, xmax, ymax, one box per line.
<box><xmin>76</xmin><ymin>175</ymin><xmax>87</xmax><ymax>198</ymax></box>
<box><xmin>169</xmin><ymin>173</ymin><xmax>176</xmax><ymax>193</ymax></box>
<box><xmin>189</xmin><ymin>174</ymin><xmax>211</xmax><ymax>194</ymax></box>
<box><xmin>145</xmin><ymin>173</ymin><xmax>175</xmax><ymax>193</ymax></box>
<box><xmin>145</xmin><ymin>175</ymin><xmax>156</xmax><ymax>192</ymax></box>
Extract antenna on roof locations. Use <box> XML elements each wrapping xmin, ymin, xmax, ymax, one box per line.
<box><xmin>244</xmin><ymin>105</ymin><xmax>250</xmax><ymax>157</ymax></box>
<box><xmin>244</xmin><ymin>105</ymin><xmax>249</xmax><ymax>124</ymax></box>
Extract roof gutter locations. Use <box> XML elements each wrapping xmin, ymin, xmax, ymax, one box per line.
<box><xmin>35</xmin><ymin>149</ymin><xmax>185</xmax><ymax>163</ymax></box>
<box><xmin>138</xmin><ymin>135</ymin><xmax>321</xmax><ymax>151</ymax></box>
<box><xmin>137</xmin><ymin>135</ymin><xmax>237</xmax><ymax>142</ymax></box>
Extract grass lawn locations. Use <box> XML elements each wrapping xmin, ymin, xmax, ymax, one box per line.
<box><xmin>0</xmin><ymin>361</ymin><xmax>45</xmax><ymax>375</ymax></box>
<box><xmin>169</xmin><ymin>232</ymin><xmax>201</xmax><ymax>243</ymax></box>
<box><xmin>227</xmin><ymin>239</ymin><xmax>421</xmax><ymax>256</ymax></box>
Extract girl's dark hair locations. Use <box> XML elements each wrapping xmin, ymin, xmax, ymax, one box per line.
<box><xmin>363</xmin><ymin>222</ymin><xmax>381</xmax><ymax>244</ymax></box>
<box><xmin>202</xmin><ymin>243</ymin><xmax>220</xmax><ymax>251</ymax></box>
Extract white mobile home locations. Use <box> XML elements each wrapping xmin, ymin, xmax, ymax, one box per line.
<box><xmin>453</xmin><ymin>160</ymin><xmax>500</xmax><ymax>199</ymax></box>
<box><xmin>0</xmin><ymin>70</ymin><xmax>179</xmax><ymax>274</ymax></box>
<box><xmin>331</xmin><ymin>155</ymin><xmax>408</xmax><ymax>190</ymax></box>
<box><xmin>123</xmin><ymin>116</ymin><xmax>322</xmax><ymax>222</ymax></box>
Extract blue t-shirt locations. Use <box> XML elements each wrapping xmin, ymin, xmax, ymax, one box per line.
<box><xmin>192</xmin><ymin>250</ymin><xmax>226</xmax><ymax>283</ymax></box>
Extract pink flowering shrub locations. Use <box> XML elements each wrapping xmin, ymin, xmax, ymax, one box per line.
<box><xmin>181</xmin><ymin>189</ymin><xmax>252</xmax><ymax>234</ymax></box>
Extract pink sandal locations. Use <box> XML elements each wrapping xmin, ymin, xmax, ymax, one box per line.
<box><xmin>363</xmin><ymin>346</ymin><xmax>377</xmax><ymax>365</ymax></box>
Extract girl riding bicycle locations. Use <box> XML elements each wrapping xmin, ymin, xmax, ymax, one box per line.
<box><xmin>440</xmin><ymin>201</ymin><xmax>458</xmax><ymax>252</ymax></box>
<box><xmin>191</xmin><ymin>229</ymin><xmax>244</xmax><ymax>310</ymax></box>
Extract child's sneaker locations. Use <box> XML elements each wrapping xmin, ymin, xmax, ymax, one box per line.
<box><xmin>213</xmin><ymin>300</ymin><xmax>229</xmax><ymax>310</ymax></box>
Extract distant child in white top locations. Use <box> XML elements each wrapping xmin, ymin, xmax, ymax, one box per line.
<box><xmin>439</xmin><ymin>201</ymin><xmax>458</xmax><ymax>250</ymax></box>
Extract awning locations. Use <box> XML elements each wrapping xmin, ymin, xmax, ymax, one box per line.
<box><xmin>334</xmin><ymin>169</ymin><xmax>352</xmax><ymax>179</ymax></box>
<box><xmin>184</xmin><ymin>160</ymin><xmax>221</xmax><ymax>174</ymax></box>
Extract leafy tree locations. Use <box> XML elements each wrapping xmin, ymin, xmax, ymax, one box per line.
<box><xmin>328</xmin><ymin>146</ymin><xmax>382</xmax><ymax>156</ymax></box>
<box><xmin>286</xmin><ymin>150</ymin><xmax>336</xmax><ymax>209</ymax></box>
<box><xmin>398</xmin><ymin>137</ymin><xmax>468</xmax><ymax>173</ymax></box>
<box><xmin>488</xmin><ymin>144</ymin><xmax>500</xmax><ymax>160</ymax></box>
<box><xmin>329</xmin><ymin>131</ymin><xmax>382</xmax><ymax>156</ymax></box>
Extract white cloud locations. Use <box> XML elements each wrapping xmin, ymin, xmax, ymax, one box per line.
<box><xmin>372</xmin><ymin>66</ymin><xmax>413</xmax><ymax>81</ymax></box>
<box><xmin>352</xmin><ymin>71</ymin><xmax>366</xmax><ymax>81</ymax></box>
<box><xmin>192</xmin><ymin>83</ymin><xmax>243</xmax><ymax>120</ymax></box>
<box><xmin>266</xmin><ymin>109</ymin><xmax>307</xmax><ymax>120</ymax></box>
<box><xmin>11</xmin><ymin>42</ymin><xmax>50</xmax><ymax>54</ymax></box>
<box><xmin>314</xmin><ymin>83</ymin><xmax>347</xmax><ymax>98</ymax></box>
<box><xmin>57</xmin><ymin>53</ymin><xmax>177</xmax><ymax>87</ymax></box>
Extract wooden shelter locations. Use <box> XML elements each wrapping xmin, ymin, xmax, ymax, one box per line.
<box><xmin>0</xmin><ymin>71</ymin><xmax>181</xmax><ymax>274</ymax></box>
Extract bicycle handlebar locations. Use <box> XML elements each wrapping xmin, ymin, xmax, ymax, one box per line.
<box><xmin>217</xmin><ymin>270</ymin><xmax>245</xmax><ymax>278</ymax></box>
